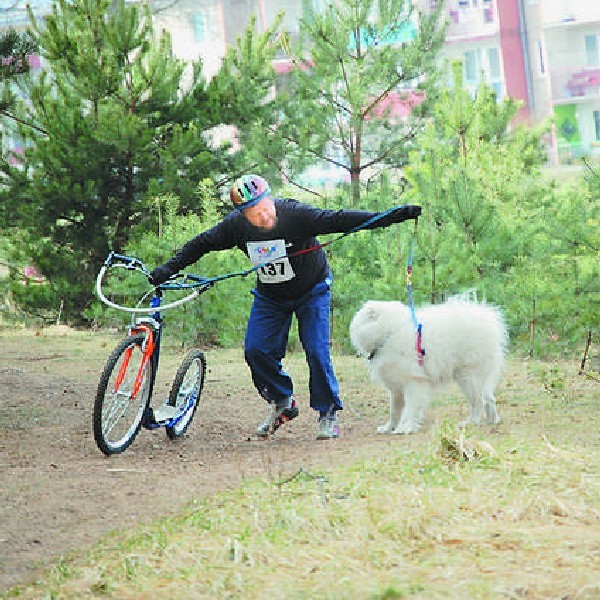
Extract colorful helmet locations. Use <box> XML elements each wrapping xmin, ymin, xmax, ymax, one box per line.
<box><xmin>230</xmin><ymin>174</ymin><xmax>271</xmax><ymax>210</ymax></box>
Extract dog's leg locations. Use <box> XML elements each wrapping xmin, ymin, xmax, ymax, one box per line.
<box><xmin>392</xmin><ymin>381</ymin><xmax>428</xmax><ymax>434</ymax></box>
<box><xmin>458</xmin><ymin>376</ymin><xmax>501</xmax><ymax>427</ymax></box>
<box><xmin>483</xmin><ymin>390</ymin><xmax>501</xmax><ymax>424</ymax></box>
<box><xmin>457</xmin><ymin>376</ymin><xmax>483</xmax><ymax>427</ymax></box>
<box><xmin>378</xmin><ymin>390</ymin><xmax>404</xmax><ymax>433</ymax></box>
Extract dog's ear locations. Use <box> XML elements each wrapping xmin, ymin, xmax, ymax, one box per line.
<box><xmin>364</xmin><ymin>302</ymin><xmax>378</xmax><ymax>320</ymax></box>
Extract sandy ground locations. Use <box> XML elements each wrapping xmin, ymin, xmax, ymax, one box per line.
<box><xmin>0</xmin><ymin>331</ymin><xmax>403</xmax><ymax>593</ymax></box>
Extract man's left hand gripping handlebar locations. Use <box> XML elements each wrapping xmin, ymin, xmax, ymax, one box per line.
<box><xmin>149</xmin><ymin>265</ymin><xmax>173</xmax><ymax>286</ymax></box>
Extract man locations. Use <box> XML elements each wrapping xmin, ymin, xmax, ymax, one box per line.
<box><xmin>150</xmin><ymin>174</ymin><xmax>421</xmax><ymax>440</ymax></box>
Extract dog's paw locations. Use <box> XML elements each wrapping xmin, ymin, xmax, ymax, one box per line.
<box><xmin>482</xmin><ymin>414</ymin><xmax>501</xmax><ymax>425</ymax></box>
<box><xmin>461</xmin><ymin>410</ymin><xmax>487</xmax><ymax>426</ymax></box>
<box><xmin>390</xmin><ymin>421</ymin><xmax>421</xmax><ymax>435</ymax></box>
<box><xmin>483</xmin><ymin>406</ymin><xmax>501</xmax><ymax>424</ymax></box>
<box><xmin>377</xmin><ymin>422</ymin><xmax>393</xmax><ymax>434</ymax></box>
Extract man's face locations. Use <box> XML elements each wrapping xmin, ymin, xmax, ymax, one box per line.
<box><xmin>242</xmin><ymin>197</ymin><xmax>277</xmax><ymax>230</ymax></box>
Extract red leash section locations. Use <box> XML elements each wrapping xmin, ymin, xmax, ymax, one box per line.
<box><xmin>222</xmin><ymin>205</ymin><xmax>408</xmax><ymax>280</ymax></box>
<box><xmin>285</xmin><ymin>237</ymin><xmax>335</xmax><ymax>259</ymax></box>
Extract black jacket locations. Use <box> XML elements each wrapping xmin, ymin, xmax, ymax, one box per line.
<box><xmin>159</xmin><ymin>199</ymin><xmax>418</xmax><ymax>301</ymax></box>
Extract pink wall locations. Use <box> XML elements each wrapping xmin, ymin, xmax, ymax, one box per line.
<box><xmin>498</xmin><ymin>0</ymin><xmax>531</xmax><ymax>123</ymax></box>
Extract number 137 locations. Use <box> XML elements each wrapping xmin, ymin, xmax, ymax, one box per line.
<box><xmin>260</xmin><ymin>262</ymin><xmax>285</xmax><ymax>276</ymax></box>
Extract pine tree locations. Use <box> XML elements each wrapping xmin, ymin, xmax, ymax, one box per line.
<box><xmin>0</xmin><ymin>28</ymin><xmax>37</xmax><ymax>110</ymax></box>
<box><xmin>208</xmin><ymin>1</ymin><xmax>445</xmax><ymax>203</ymax></box>
<box><xmin>0</xmin><ymin>0</ymin><xmax>224</xmax><ymax>321</ymax></box>
<box><xmin>207</xmin><ymin>13</ymin><xmax>285</xmax><ymax>187</ymax></box>
<box><xmin>1</xmin><ymin>28</ymin><xmax>38</xmax><ymax>231</ymax></box>
<box><xmin>275</xmin><ymin>0</ymin><xmax>446</xmax><ymax>204</ymax></box>
<box><xmin>404</xmin><ymin>62</ymin><xmax>548</xmax><ymax>304</ymax></box>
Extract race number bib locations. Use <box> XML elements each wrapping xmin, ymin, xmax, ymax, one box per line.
<box><xmin>246</xmin><ymin>239</ymin><xmax>295</xmax><ymax>284</ymax></box>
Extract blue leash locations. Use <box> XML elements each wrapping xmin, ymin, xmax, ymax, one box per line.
<box><xmin>406</xmin><ymin>219</ymin><xmax>425</xmax><ymax>365</ymax></box>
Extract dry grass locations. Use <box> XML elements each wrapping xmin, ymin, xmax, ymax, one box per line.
<box><xmin>3</xmin><ymin>341</ymin><xmax>599</xmax><ymax>599</ymax></box>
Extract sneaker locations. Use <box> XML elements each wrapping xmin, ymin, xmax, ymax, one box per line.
<box><xmin>255</xmin><ymin>399</ymin><xmax>299</xmax><ymax>437</ymax></box>
<box><xmin>316</xmin><ymin>414</ymin><xmax>339</xmax><ymax>440</ymax></box>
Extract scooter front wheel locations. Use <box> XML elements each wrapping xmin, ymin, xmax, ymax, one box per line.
<box><xmin>93</xmin><ymin>333</ymin><xmax>154</xmax><ymax>455</ymax></box>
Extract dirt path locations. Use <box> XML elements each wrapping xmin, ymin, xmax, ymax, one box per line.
<box><xmin>0</xmin><ymin>330</ymin><xmax>401</xmax><ymax>593</ymax></box>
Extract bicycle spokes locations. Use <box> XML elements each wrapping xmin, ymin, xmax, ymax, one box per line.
<box><xmin>166</xmin><ymin>350</ymin><xmax>206</xmax><ymax>440</ymax></box>
<box><xmin>94</xmin><ymin>253</ymin><xmax>209</xmax><ymax>455</ymax></box>
<box><xmin>93</xmin><ymin>334</ymin><xmax>154</xmax><ymax>455</ymax></box>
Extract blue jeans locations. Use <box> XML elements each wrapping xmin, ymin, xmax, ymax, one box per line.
<box><xmin>244</xmin><ymin>279</ymin><xmax>342</xmax><ymax>415</ymax></box>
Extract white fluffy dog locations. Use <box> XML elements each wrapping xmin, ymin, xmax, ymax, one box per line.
<box><xmin>349</xmin><ymin>299</ymin><xmax>508</xmax><ymax>434</ymax></box>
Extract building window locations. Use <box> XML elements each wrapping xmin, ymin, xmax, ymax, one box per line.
<box><xmin>464</xmin><ymin>49</ymin><xmax>478</xmax><ymax>84</ymax></box>
<box><xmin>487</xmin><ymin>47</ymin><xmax>500</xmax><ymax>80</ymax></box>
<box><xmin>462</xmin><ymin>47</ymin><xmax>502</xmax><ymax>98</ymax></box>
<box><xmin>490</xmin><ymin>82</ymin><xmax>502</xmax><ymax>97</ymax></box>
<box><xmin>457</xmin><ymin>0</ymin><xmax>491</xmax><ymax>6</ymax></box>
<box><xmin>594</xmin><ymin>110</ymin><xmax>600</xmax><ymax>141</ymax></box>
<box><xmin>585</xmin><ymin>34</ymin><xmax>600</xmax><ymax>67</ymax></box>
<box><xmin>192</xmin><ymin>13</ymin><xmax>207</xmax><ymax>43</ymax></box>
<box><xmin>486</xmin><ymin>47</ymin><xmax>502</xmax><ymax>98</ymax></box>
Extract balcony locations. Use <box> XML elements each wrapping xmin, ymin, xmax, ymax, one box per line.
<box><xmin>446</xmin><ymin>1</ymin><xmax>499</xmax><ymax>42</ymax></box>
<box><xmin>566</xmin><ymin>69</ymin><xmax>600</xmax><ymax>98</ymax></box>
<box><xmin>550</xmin><ymin>66</ymin><xmax>600</xmax><ymax>103</ymax></box>
<box><xmin>541</xmin><ymin>0</ymin><xmax>600</xmax><ymax>29</ymax></box>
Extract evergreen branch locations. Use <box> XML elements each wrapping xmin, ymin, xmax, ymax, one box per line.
<box><xmin>337</xmin><ymin>54</ymin><xmax>353</xmax><ymax>113</ymax></box>
<box><xmin>265</xmin><ymin>155</ymin><xmax>324</xmax><ymax>199</ymax></box>
<box><xmin>55</xmin><ymin>214</ymin><xmax>85</xmax><ymax>227</ymax></box>
<box><xmin>360</xmin><ymin>127</ymin><xmax>417</xmax><ymax>171</ymax></box>
<box><xmin>317</xmin><ymin>86</ymin><xmax>352</xmax><ymax>116</ymax></box>
<box><xmin>582</xmin><ymin>157</ymin><xmax>599</xmax><ymax>181</ymax></box>
<box><xmin>0</xmin><ymin>108</ymin><xmax>48</xmax><ymax>135</ymax></box>
<box><xmin>360</xmin><ymin>77</ymin><xmax>407</xmax><ymax>120</ymax></box>
<box><xmin>289</xmin><ymin>65</ymin><xmax>352</xmax><ymax>117</ymax></box>
<box><xmin>213</xmin><ymin>164</ymin><xmax>260</xmax><ymax>191</ymax></box>
<box><xmin>149</xmin><ymin>0</ymin><xmax>184</xmax><ymax>15</ymax></box>
<box><xmin>266</xmin><ymin>124</ymin><xmax>347</xmax><ymax>170</ymax></box>
<box><xmin>334</xmin><ymin>107</ymin><xmax>351</xmax><ymax>156</ymax></box>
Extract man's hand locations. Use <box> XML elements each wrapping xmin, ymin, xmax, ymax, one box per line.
<box><xmin>392</xmin><ymin>205</ymin><xmax>422</xmax><ymax>222</ymax></box>
<box><xmin>149</xmin><ymin>265</ymin><xmax>172</xmax><ymax>286</ymax></box>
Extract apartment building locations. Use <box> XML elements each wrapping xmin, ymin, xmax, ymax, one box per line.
<box><xmin>440</xmin><ymin>0</ymin><xmax>511</xmax><ymax>103</ymax></box>
<box><xmin>528</xmin><ymin>0</ymin><xmax>600</xmax><ymax>162</ymax></box>
<box><xmin>2</xmin><ymin>0</ymin><xmax>600</xmax><ymax>164</ymax></box>
<box><xmin>154</xmin><ymin>0</ymin><xmax>600</xmax><ymax>164</ymax></box>
<box><xmin>148</xmin><ymin>0</ymin><xmax>314</xmax><ymax>79</ymax></box>
<box><xmin>440</xmin><ymin>0</ymin><xmax>600</xmax><ymax>163</ymax></box>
